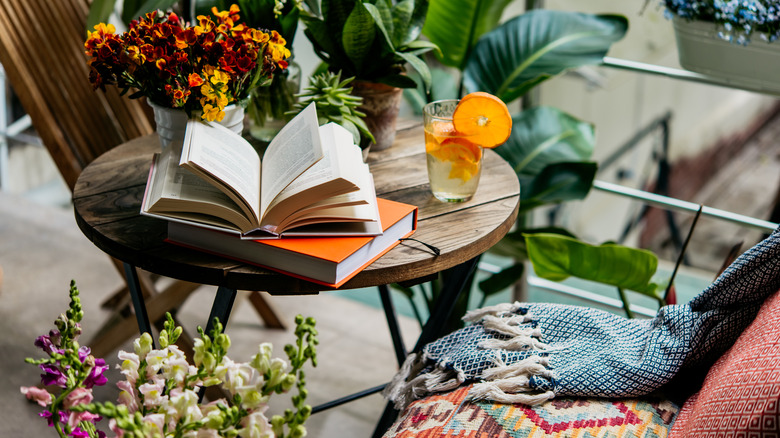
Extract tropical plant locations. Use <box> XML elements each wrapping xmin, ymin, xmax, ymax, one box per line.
<box><xmin>650</xmin><ymin>0</ymin><xmax>780</xmax><ymax>44</ymax></box>
<box><xmin>287</xmin><ymin>71</ymin><xmax>375</xmax><ymax>147</ymax></box>
<box><xmin>299</xmin><ymin>0</ymin><xmax>439</xmax><ymax>90</ymax></box>
<box><xmin>394</xmin><ymin>3</ymin><xmax>662</xmax><ymax>324</ymax></box>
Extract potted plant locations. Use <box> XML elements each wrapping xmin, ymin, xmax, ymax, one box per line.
<box><xmin>650</xmin><ymin>0</ymin><xmax>780</xmax><ymax>93</ymax></box>
<box><xmin>84</xmin><ymin>6</ymin><xmax>290</xmax><ymax>148</ymax></box>
<box><xmin>287</xmin><ymin>71</ymin><xmax>375</xmax><ymax>159</ymax></box>
<box><xmin>299</xmin><ymin>0</ymin><xmax>439</xmax><ymax>151</ymax></box>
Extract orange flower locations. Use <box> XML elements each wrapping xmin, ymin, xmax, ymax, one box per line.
<box><xmin>188</xmin><ymin>73</ymin><xmax>204</xmax><ymax>88</ymax></box>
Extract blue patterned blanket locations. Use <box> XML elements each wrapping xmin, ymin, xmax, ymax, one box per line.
<box><xmin>385</xmin><ymin>227</ymin><xmax>780</xmax><ymax>409</ymax></box>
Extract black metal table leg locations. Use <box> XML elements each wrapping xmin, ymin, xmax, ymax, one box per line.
<box><xmin>371</xmin><ymin>256</ymin><xmax>481</xmax><ymax>438</ymax></box>
<box><xmin>379</xmin><ymin>284</ymin><xmax>407</xmax><ymax>366</ymax></box>
<box><xmin>123</xmin><ymin>263</ymin><xmax>154</xmax><ymax>346</ymax></box>
<box><xmin>205</xmin><ymin>286</ymin><xmax>238</xmax><ymax>334</ymax></box>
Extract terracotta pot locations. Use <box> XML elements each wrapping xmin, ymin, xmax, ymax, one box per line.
<box><xmin>351</xmin><ymin>80</ymin><xmax>403</xmax><ymax>151</ymax></box>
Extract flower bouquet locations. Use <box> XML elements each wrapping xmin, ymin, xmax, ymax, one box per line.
<box><xmin>21</xmin><ymin>281</ymin><xmax>318</xmax><ymax>438</ymax></box>
<box><xmin>196</xmin><ymin>0</ymin><xmax>303</xmax><ymax>141</ymax></box>
<box><xmin>84</xmin><ymin>5</ymin><xmax>290</xmax><ymax>122</ymax></box>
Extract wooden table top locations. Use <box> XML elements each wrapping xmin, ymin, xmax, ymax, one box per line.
<box><xmin>72</xmin><ymin>121</ymin><xmax>520</xmax><ymax>294</ymax></box>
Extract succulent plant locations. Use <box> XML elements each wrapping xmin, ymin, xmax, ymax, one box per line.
<box><xmin>287</xmin><ymin>71</ymin><xmax>376</xmax><ymax>147</ymax></box>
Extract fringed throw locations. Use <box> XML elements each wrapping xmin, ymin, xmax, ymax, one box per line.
<box><xmin>385</xmin><ymin>227</ymin><xmax>780</xmax><ymax>411</ymax></box>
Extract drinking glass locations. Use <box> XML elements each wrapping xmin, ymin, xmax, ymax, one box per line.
<box><xmin>423</xmin><ymin>99</ymin><xmax>483</xmax><ymax>202</ymax></box>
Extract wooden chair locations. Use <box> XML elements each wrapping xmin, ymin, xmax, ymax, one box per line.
<box><xmin>0</xmin><ymin>0</ymin><xmax>285</xmax><ymax>357</ymax></box>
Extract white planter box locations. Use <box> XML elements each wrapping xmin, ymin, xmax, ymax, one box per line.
<box><xmin>673</xmin><ymin>17</ymin><xmax>780</xmax><ymax>95</ymax></box>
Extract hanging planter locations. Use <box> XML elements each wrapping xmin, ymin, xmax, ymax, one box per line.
<box><xmin>673</xmin><ymin>17</ymin><xmax>780</xmax><ymax>94</ymax></box>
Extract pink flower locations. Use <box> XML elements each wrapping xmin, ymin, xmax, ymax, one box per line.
<box><xmin>67</xmin><ymin>410</ymin><xmax>100</xmax><ymax>431</ymax></box>
<box><xmin>116</xmin><ymin>380</ymin><xmax>139</xmax><ymax>414</ymax></box>
<box><xmin>20</xmin><ymin>386</ymin><xmax>53</xmax><ymax>407</ymax></box>
<box><xmin>63</xmin><ymin>387</ymin><xmax>94</xmax><ymax>409</ymax></box>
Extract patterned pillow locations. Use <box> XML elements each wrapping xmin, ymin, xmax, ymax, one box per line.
<box><xmin>669</xmin><ymin>287</ymin><xmax>780</xmax><ymax>437</ymax></box>
<box><xmin>384</xmin><ymin>384</ymin><xmax>679</xmax><ymax>438</ymax></box>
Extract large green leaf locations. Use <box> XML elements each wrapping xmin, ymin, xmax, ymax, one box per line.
<box><xmin>343</xmin><ymin>2</ymin><xmax>376</xmax><ymax>71</ymax></box>
<box><xmin>495</xmin><ymin>106</ymin><xmax>595</xmax><ymax>178</ymax></box>
<box><xmin>463</xmin><ymin>11</ymin><xmax>628</xmax><ymax>103</ymax></box>
<box><xmin>422</xmin><ymin>0</ymin><xmax>513</xmax><ymax>69</ymax></box>
<box><xmin>525</xmin><ymin>233</ymin><xmax>662</xmax><ymax>295</ymax></box>
<box><xmin>522</xmin><ymin>161</ymin><xmax>597</xmax><ymax>203</ymax></box>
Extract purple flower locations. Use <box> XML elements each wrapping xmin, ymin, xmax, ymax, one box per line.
<box><xmin>34</xmin><ymin>330</ymin><xmax>63</xmax><ymax>355</ymax></box>
<box><xmin>39</xmin><ymin>363</ymin><xmax>67</xmax><ymax>387</ymax></box>
<box><xmin>39</xmin><ymin>410</ymin><xmax>69</xmax><ymax>427</ymax></box>
<box><xmin>78</xmin><ymin>346</ymin><xmax>91</xmax><ymax>363</ymax></box>
<box><xmin>84</xmin><ymin>357</ymin><xmax>109</xmax><ymax>388</ymax></box>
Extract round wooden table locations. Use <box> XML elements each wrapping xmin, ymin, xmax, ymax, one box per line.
<box><xmin>73</xmin><ymin>121</ymin><xmax>520</xmax><ymax>294</ymax></box>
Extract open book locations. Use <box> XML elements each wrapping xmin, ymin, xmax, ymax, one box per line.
<box><xmin>141</xmin><ymin>103</ymin><xmax>380</xmax><ymax>237</ymax></box>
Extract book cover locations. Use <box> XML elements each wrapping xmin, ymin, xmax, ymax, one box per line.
<box><xmin>166</xmin><ymin>198</ymin><xmax>418</xmax><ymax>288</ymax></box>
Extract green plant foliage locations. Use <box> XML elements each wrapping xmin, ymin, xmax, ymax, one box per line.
<box><xmin>287</xmin><ymin>71</ymin><xmax>375</xmax><ymax>146</ymax></box>
<box><xmin>423</xmin><ymin>0</ymin><xmax>513</xmax><ymax>70</ymax></box>
<box><xmin>525</xmin><ymin>233</ymin><xmax>664</xmax><ymax>298</ymax></box>
<box><xmin>300</xmin><ymin>0</ymin><xmax>438</xmax><ymax>89</ymax></box>
<box><xmin>497</xmin><ymin>106</ymin><xmax>595</xmax><ymax>176</ymax></box>
<box><xmin>463</xmin><ymin>11</ymin><xmax>628</xmax><ymax>103</ymax></box>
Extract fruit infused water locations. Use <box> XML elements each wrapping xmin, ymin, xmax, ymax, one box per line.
<box><xmin>424</xmin><ymin>113</ymin><xmax>483</xmax><ymax>202</ymax></box>
<box><xmin>423</xmin><ymin>95</ymin><xmax>512</xmax><ymax>202</ymax></box>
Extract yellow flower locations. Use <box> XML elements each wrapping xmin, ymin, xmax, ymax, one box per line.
<box><xmin>201</xmin><ymin>104</ymin><xmax>224</xmax><ymax>122</ymax></box>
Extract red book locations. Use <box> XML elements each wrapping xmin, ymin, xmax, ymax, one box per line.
<box><xmin>166</xmin><ymin>198</ymin><xmax>418</xmax><ymax>287</ymax></box>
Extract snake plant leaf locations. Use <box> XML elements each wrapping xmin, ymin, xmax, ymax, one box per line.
<box><xmin>397</xmin><ymin>52</ymin><xmax>431</xmax><ymax>91</ymax></box>
<box><xmin>302</xmin><ymin>16</ymin><xmax>341</xmax><ymax>65</ymax></box>
<box><xmin>390</xmin><ymin>0</ymin><xmax>414</xmax><ymax>47</ymax></box>
<box><xmin>121</xmin><ymin>0</ymin><xmax>144</xmax><ymax>23</ymax></box>
<box><xmin>364</xmin><ymin>3</ymin><xmax>395</xmax><ymax>52</ymax></box>
<box><xmin>525</xmin><ymin>233</ymin><xmax>662</xmax><ymax>295</ymax></box>
<box><xmin>495</xmin><ymin>106</ymin><xmax>595</xmax><ymax>178</ymax></box>
<box><xmin>422</xmin><ymin>0</ymin><xmax>514</xmax><ymax>69</ymax></box>
<box><xmin>343</xmin><ymin>2</ymin><xmax>376</xmax><ymax>71</ymax></box>
<box><xmin>521</xmin><ymin>161</ymin><xmax>597</xmax><ymax>206</ymax></box>
<box><xmin>463</xmin><ymin>11</ymin><xmax>628</xmax><ymax>103</ymax></box>
<box><xmin>323</xmin><ymin>0</ymin><xmax>356</xmax><ymax>47</ymax></box>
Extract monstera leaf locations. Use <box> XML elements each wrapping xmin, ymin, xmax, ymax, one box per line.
<box><xmin>463</xmin><ymin>11</ymin><xmax>628</xmax><ymax>103</ymax></box>
<box><xmin>422</xmin><ymin>0</ymin><xmax>514</xmax><ymax>69</ymax></box>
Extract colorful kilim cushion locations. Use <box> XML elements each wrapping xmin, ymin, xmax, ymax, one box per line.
<box><xmin>385</xmin><ymin>227</ymin><xmax>780</xmax><ymax>410</ymax></box>
<box><xmin>669</xmin><ymin>285</ymin><xmax>780</xmax><ymax>436</ymax></box>
<box><xmin>383</xmin><ymin>384</ymin><xmax>679</xmax><ymax>438</ymax></box>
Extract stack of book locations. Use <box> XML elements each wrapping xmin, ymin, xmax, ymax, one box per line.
<box><xmin>141</xmin><ymin>104</ymin><xmax>417</xmax><ymax>287</ymax></box>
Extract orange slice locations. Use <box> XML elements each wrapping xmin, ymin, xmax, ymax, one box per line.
<box><xmin>452</xmin><ymin>92</ymin><xmax>512</xmax><ymax>148</ymax></box>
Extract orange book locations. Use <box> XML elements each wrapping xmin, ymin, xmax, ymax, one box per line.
<box><xmin>166</xmin><ymin>198</ymin><xmax>418</xmax><ymax>288</ymax></box>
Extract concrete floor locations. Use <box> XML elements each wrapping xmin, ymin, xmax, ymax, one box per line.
<box><xmin>0</xmin><ymin>150</ymin><xmax>421</xmax><ymax>437</ymax></box>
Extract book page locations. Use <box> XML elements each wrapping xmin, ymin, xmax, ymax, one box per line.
<box><xmin>259</xmin><ymin>123</ymin><xmax>370</xmax><ymax>233</ymax></box>
<box><xmin>180</xmin><ymin>120</ymin><xmax>261</xmax><ymax>225</ymax></box>
<box><xmin>260</xmin><ymin>103</ymin><xmax>324</xmax><ymax>215</ymax></box>
<box><xmin>143</xmin><ymin>148</ymin><xmax>255</xmax><ymax>232</ymax></box>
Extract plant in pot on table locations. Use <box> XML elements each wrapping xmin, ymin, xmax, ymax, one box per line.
<box><xmin>84</xmin><ymin>5</ymin><xmax>290</xmax><ymax>149</ymax></box>
<box><xmin>299</xmin><ymin>0</ymin><xmax>439</xmax><ymax>151</ymax></box>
